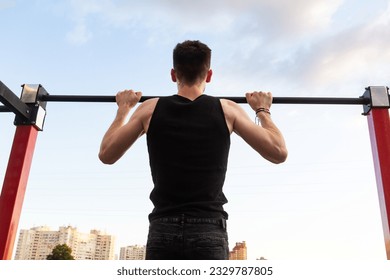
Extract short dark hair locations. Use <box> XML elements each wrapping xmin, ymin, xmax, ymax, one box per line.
<box><xmin>173</xmin><ymin>40</ymin><xmax>211</xmax><ymax>86</ymax></box>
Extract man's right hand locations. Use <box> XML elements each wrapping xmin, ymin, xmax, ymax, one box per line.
<box><xmin>116</xmin><ymin>89</ymin><xmax>142</xmax><ymax>109</ymax></box>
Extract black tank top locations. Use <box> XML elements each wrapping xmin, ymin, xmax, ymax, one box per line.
<box><xmin>147</xmin><ymin>94</ymin><xmax>230</xmax><ymax>221</ymax></box>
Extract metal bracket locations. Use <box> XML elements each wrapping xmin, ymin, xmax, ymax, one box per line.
<box><xmin>361</xmin><ymin>86</ymin><xmax>390</xmax><ymax>115</ymax></box>
<box><xmin>14</xmin><ymin>84</ymin><xmax>48</xmax><ymax>131</ymax></box>
<box><xmin>0</xmin><ymin>81</ymin><xmax>31</xmax><ymax>119</ymax></box>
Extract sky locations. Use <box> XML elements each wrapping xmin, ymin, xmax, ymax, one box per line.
<box><xmin>1</xmin><ymin>0</ymin><xmax>390</xmax><ymax>260</ymax></box>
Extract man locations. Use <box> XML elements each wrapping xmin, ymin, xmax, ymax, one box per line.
<box><xmin>99</xmin><ymin>40</ymin><xmax>287</xmax><ymax>260</ymax></box>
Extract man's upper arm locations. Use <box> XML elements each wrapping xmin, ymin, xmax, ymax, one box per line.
<box><xmin>114</xmin><ymin>99</ymin><xmax>157</xmax><ymax>150</ymax></box>
<box><xmin>99</xmin><ymin>100</ymin><xmax>156</xmax><ymax>164</ymax></box>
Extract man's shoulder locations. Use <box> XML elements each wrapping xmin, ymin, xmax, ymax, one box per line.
<box><xmin>137</xmin><ymin>97</ymin><xmax>159</xmax><ymax>115</ymax></box>
<box><xmin>219</xmin><ymin>98</ymin><xmax>240</xmax><ymax>110</ymax></box>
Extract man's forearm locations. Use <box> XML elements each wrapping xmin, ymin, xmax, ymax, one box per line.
<box><xmin>257</xmin><ymin>112</ymin><xmax>287</xmax><ymax>162</ymax></box>
<box><xmin>99</xmin><ymin>106</ymin><xmax>132</xmax><ymax>162</ymax></box>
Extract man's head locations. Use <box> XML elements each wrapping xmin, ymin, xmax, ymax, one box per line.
<box><xmin>172</xmin><ymin>40</ymin><xmax>212</xmax><ymax>86</ymax></box>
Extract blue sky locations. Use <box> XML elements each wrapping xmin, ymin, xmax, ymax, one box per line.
<box><xmin>1</xmin><ymin>0</ymin><xmax>389</xmax><ymax>260</ymax></box>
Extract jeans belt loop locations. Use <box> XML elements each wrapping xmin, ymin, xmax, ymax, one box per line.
<box><xmin>221</xmin><ymin>218</ymin><xmax>227</xmax><ymax>229</ymax></box>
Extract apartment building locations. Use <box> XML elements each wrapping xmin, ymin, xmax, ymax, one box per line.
<box><xmin>229</xmin><ymin>241</ymin><xmax>247</xmax><ymax>260</ymax></box>
<box><xmin>14</xmin><ymin>226</ymin><xmax>115</xmax><ymax>260</ymax></box>
<box><xmin>119</xmin><ymin>245</ymin><xmax>146</xmax><ymax>260</ymax></box>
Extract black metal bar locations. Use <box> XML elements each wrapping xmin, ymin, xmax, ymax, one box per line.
<box><xmin>0</xmin><ymin>81</ymin><xmax>31</xmax><ymax>119</ymax></box>
<box><xmin>0</xmin><ymin>106</ymin><xmax>11</xmax><ymax>112</ymax></box>
<box><xmin>40</xmin><ymin>94</ymin><xmax>370</xmax><ymax>105</ymax></box>
<box><xmin>272</xmin><ymin>97</ymin><xmax>369</xmax><ymax>105</ymax></box>
<box><xmin>41</xmin><ymin>95</ymin><xmax>116</xmax><ymax>103</ymax></box>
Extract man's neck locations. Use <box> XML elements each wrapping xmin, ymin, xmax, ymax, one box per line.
<box><xmin>176</xmin><ymin>82</ymin><xmax>205</xmax><ymax>101</ymax></box>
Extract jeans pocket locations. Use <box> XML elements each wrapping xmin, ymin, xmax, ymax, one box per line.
<box><xmin>145</xmin><ymin>222</ymin><xmax>182</xmax><ymax>260</ymax></box>
<box><xmin>187</xmin><ymin>231</ymin><xmax>229</xmax><ymax>260</ymax></box>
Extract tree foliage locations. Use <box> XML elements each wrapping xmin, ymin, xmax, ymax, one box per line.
<box><xmin>46</xmin><ymin>244</ymin><xmax>75</xmax><ymax>260</ymax></box>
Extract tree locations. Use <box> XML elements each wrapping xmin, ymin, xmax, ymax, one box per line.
<box><xmin>46</xmin><ymin>244</ymin><xmax>75</xmax><ymax>260</ymax></box>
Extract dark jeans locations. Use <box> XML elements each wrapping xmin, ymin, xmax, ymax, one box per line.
<box><xmin>145</xmin><ymin>215</ymin><xmax>229</xmax><ymax>260</ymax></box>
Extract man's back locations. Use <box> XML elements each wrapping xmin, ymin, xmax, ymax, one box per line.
<box><xmin>147</xmin><ymin>94</ymin><xmax>230</xmax><ymax>221</ymax></box>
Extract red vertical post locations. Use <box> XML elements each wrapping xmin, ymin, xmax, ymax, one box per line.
<box><xmin>367</xmin><ymin>108</ymin><xmax>390</xmax><ymax>259</ymax></box>
<box><xmin>0</xmin><ymin>125</ymin><xmax>39</xmax><ymax>260</ymax></box>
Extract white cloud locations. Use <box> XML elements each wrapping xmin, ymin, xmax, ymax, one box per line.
<box><xmin>231</xmin><ymin>0</ymin><xmax>342</xmax><ymax>39</ymax></box>
<box><xmin>61</xmin><ymin>0</ymin><xmax>389</xmax><ymax>93</ymax></box>
<box><xmin>289</xmin><ymin>4</ymin><xmax>390</xmax><ymax>90</ymax></box>
<box><xmin>63</xmin><ymin>0</ymin><xmax>343</xmax><ymax>42</ymax></box>
<box><xmin>208</xmin><ymin>0</ymin><xmax>390</xmax><ymax>95</ymax></box>
<box><xmin>64</xmin><ymin>0</ymin><xmax>109</xmax><ymax>45</ymax></box>
<box><xmin>66</xmin><ymin>21</ymin><xmax>92</xmax><ymax>45</ymax></box>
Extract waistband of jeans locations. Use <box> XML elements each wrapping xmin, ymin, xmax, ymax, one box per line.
<box><xmin>150</xmin><ymin>215</ymin><xmax>227</xmax><ymax>229</ymax></box>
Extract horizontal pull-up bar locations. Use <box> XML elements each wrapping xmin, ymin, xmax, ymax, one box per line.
<box><xmin>39</xmin><ymin>94</ymin><xmax>370</xmax><ymax>105</ymax></box>
<box><xmin>1</xmin><ymin>82</ymin><xmax>388</xmax><ymax>121</ymax></box>
<box><xmin>0</xmin><ymin>96</ymin><xmax>369</xmax><ymax>116</ymax></box>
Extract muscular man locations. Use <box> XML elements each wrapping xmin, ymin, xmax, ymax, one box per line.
<box><xmin>99</xmin><ymin>40</ymin><xmax>287</xmax><ymax>260</ymax></box>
